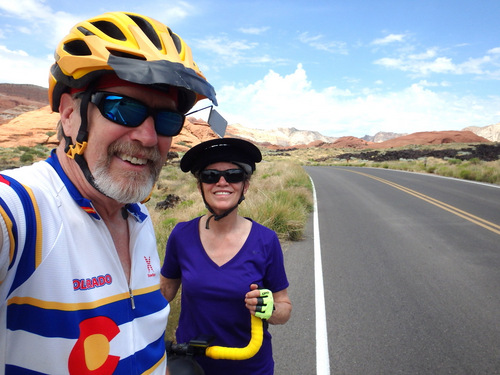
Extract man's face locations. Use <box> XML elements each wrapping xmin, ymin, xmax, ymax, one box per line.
<box><xmin>84</xmin><ymin>86</ymin><xmax>176</xmax><ymax>203</ymax></box>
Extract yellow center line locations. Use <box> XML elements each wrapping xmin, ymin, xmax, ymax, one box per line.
<box><xmin>346</xmin><ymin>169</ymin><xmax>500</xmax><ymax>236</ymax></box>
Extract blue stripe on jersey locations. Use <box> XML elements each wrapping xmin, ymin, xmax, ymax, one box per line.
<box><xmin>45</xmin><ymin>151</ymin><xmax>101</xmax><ymax>220</ymax></box>
<box><xmin>5</xmin><ymin>364</ymin><xmax>47</xmax><ymax>374</ymax></box>
<box><xmin>6</xmin><ymin>289</ymin><xmax>167</xmax><ymax>338</ymax></box>
<box><xmin>5</xmin><ymin>339</ymin><xmax>166</xmax><ymax>375</ymax></box>
<box><xmin>0</xmin><ymin>195</ymin><xmax>19</xmax><ymax>271</ymax></box>
<box><xmin>0</xmin><ymin>175</ymin><xmax>42</xmax><ymax>297</ymax></box>
<box><xmin>115</xmin><ymin>335</ymin><xmax>166</xmax><ymax>374</ymax></box>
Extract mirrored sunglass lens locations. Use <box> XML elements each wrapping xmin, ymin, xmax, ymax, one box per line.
<box><xmin>155</xmin><ymin>111</ymin><xmax>184</xmax><ymax>136</ymax></box>
<box><xmin>101</xmin><ymin>96</ymin><xmax>148</xmax><ymax>127</ymax></box>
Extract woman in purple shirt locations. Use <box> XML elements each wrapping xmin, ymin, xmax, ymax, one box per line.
<box><xmin>161</xmin><ymin>138</ymin><xmax>292</xmax><ymax>375</ymax></box>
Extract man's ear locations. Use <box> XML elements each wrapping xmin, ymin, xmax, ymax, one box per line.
<box><xmin>58</xmin><ymin>93</ymin><xmax>77</xmax><ymax>136</ymax></box>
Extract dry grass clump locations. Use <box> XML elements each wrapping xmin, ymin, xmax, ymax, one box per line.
<box><xmin>240</xmin><ymin>161</ymin><xmax>313</xmax><ymax>241</ymax></box>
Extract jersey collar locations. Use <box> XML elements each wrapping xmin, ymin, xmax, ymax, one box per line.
<box><xmin>46</xmin><ymin>150</ymin><xmax>148</xmax><ymax>223</ymax></box>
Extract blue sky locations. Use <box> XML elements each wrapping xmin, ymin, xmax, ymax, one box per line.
<box><xmin>0</xmin><ymin>0</ymin><xmax>499</xmax><ymax>137</ymax></box>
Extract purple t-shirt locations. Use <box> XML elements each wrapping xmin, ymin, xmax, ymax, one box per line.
<box><xmin>161</xmin><ymin>217</ymin><xmax>289</xmax><ymax>375</ymax></box>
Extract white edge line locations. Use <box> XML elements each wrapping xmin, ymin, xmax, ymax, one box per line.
<box><xmin>310</xmin><ymin>177</ymin><xmax>331</xmax><ymax>375</ymax></box>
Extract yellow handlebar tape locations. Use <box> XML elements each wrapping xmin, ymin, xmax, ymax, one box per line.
<box><xmin>205</xmin><ymin>315</ymin><xmax>263</xmax><ymax>360</ymax></box>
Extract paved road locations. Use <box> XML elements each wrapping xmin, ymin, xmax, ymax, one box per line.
<box><xmin>271</xmin><ymin>166</ymin><xmax>500</xmax><ymax>375</ymax></box>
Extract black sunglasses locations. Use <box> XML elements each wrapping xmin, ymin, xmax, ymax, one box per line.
<box><xmin>90</xmin><ymin>91</ymin><xmax>185</xmax><ymax>137</ymax></box>
<box><xmin>199</xmin><ymin>169</ymin><xmax>246</xmax><ymax>184</ymax></box>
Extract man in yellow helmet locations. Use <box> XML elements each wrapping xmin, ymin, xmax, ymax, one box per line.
<box><xmin>0</xmin><ymin>11</ymin><xmax>216</xmax><ymax>374</ymax></box>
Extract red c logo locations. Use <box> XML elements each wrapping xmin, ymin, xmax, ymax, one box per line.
<box><xmin>68</xmin><ymin>316</ymin><xmax>120</xmax><ymax>374</ymax></box>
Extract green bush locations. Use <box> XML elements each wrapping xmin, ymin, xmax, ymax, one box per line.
<box><xmin>20</xmin><ymin>152</ymin><xmax>34</xmax><ymax>164</ymax></box>
<box><xmin>458</xmin><ymin>168</ymin><xmax>473</xmax><ymax>180</ymax></box>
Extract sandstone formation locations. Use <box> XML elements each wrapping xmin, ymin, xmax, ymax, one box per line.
<box><xmin>463</xmin><ymin>123</ymin><xmax>500</xmax><ymax>142</ymax></box>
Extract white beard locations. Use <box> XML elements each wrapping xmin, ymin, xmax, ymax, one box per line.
<box><xmin>92</xmin><ymin>141</ymin><xmax>162</xmax><ymax>203</ymax></box>
<box><xmin>93</xmin><ymin>168</ymin><xmax>156</xmax><ymax>203</ymax></box>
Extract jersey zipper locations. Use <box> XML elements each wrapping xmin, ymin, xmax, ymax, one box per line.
<box><xmin>129</xmin><ymin>287</ymin><xmax>136</xmax><ymax>309</ymax></box>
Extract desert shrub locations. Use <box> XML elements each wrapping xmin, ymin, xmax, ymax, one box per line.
<box><xmin>458</xmin><ymin>168</ymin><xmax>474</xmax><ymax>180</ymax></box>
<box><xmin>19</xmin><ymin>152</ymin><xmax>34</xmax><ymax>164</ymax></box>
<box><xmin>240</xmin><ymin>161</ymin><xmax>313</xmax><ymax>241</ymax></box>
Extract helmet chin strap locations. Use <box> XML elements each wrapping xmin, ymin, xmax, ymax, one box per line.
<box><xmin>63</xmin><ymin>86</ymin><xmax>108</xmax><ymax>197</ymax></box>
<box><xmin>201</xmin><ymin>189</ymin><xmax>246</xmax><ymax>230</ymax></box>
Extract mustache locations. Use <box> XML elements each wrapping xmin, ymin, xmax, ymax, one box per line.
<box><xmin>109</xmin><ymin>141</ymin><xmax>162</xmax><ymax>164</ymax></box>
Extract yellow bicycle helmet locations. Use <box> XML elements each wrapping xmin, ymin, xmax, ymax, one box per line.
<box><xmin>48</xmin><ymin>11</ymin><xmax>217</xmax><ymax>201</ymax></box>
<box><xmin>49</xmin><ymin>11</ymin><xmax>217</xmax><ymax>114</ymax></box>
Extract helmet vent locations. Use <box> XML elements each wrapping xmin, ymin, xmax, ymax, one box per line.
<box><xmin>91</xmin><ymin>21</ymin><xmax>127</xmax><ymax>41</ymax></box>
<box><xmin>77</xmin><ymin>26</ymin><xmax>95</xmax><ymax>37</ymax></box>
<box><xmin>168</xmin><ymin>28</ymin><xmax>183</xmax><ymax>54</ymax></box>
<box><xmin>126</xmin><ymin>14</ymin><xmax>162</xmax><ymax>50</ymax></box>
<box><xmin>63</xmin><ymin>40</ymin><xmax>92</xmax><ymax>56</ymax></box>
<box><xmin>107</xmin><ymin>49</ymin><xmax>147</xmax><ymax>61</ymax></box>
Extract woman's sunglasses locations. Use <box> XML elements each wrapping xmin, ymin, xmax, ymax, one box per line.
<box><xmin>199</xmin><ymin>169</ymin><xmax>246</xmax><ymax>184</ymax></box>
<box><xmin>90</xmin><ymin>91</ymin><xmax>185</xmax><ymax>137</ymax></box>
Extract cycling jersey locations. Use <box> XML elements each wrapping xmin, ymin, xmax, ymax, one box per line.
<box><xmin>161</xmin><ymin>217</ymin><xmax>289</xmax><ymax>375</ymax></box>
<box><xmin>0</xmin><ymin>151</ymin><xmax>169</xmax><ymax>374</ymax></box>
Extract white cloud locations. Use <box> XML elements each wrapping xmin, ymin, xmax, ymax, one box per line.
<box><xmin>408</xmin><ymin>48</ymin><xmax>438</xmax><ymax>60</ymax></box>
<box><xmin>487</xmin><ymin>47</ymin><xmax>500</xmax><ymax>54</ymax></box>
<box><xmin>298</xmin><ymin>32</ymin><xmax>348</xmax><ymax>54</ymax></box>
<box><xmin>0</xmin><ymin>0</ymin><xmax>80</xmax><ymax>49</ymax></box>
<box><xmin>215</xmin><ymin>64</ymin><xmax>500</xmax><ymax>137</ymax></box>
<box><xmin>0</xmin><ymin>48</ymin><xmax>51</xmax><ymax>87</ymax></box>
<box><xmin>238</xmin><ymin>26</ymin><xmax>270</xmax><ymax>35</ymax></box>
<box><xmin>374</xmin><ymin>55</ymin><xmax>456</xmax><ymax>75</ymax></box>
<box><xmin>194</xmin><ymin>35</ymin><xmax>257</xmax><ymax>62</ymax></box>
<box><xmin>0</xmin><ymin>45</ymin><xmax>28</xmax><ymax>57</ymax></box>
<box><xmin>153</xmin><ymin>1</ymin><xmax>198</xmax><ymax>25</ymax></box>
<box><xmin>193</xmin><ymin>35</ymin><xmax>287</xmax><ymax>70</ymax></box>
<box><xmin>417</xmin><ymin>79</ymin><xmax>450</xmax><ymax>87</ymax></box>
<box><xmin>0</xmin><ymin>0</ymin><xmax>51</xmax><ymax>18</ymax></box>
<box><xmin>372</xmin><ymin>33</ymin><xmax>406</xmax><ymax>45</ymax></box>
<box><xmin>374</xmin><ymin>47</ymin><xmax>500</xmax><ymax>78</ymax></box>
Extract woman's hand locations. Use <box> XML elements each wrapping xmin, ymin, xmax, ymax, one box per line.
<box><xmin>245</xmin><ymin>284</ymin><xmax>274</xmax><ymax>319</ymax></box>
<box><xmin>245</xmin><ymin>284</ymin><xmax>292</xmax><ymax>325</ymax></box>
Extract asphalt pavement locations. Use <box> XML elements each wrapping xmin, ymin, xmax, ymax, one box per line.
<box><xmin>271</xmin><ymin>166</ymin><xmax>500</xmax><ymax>375</ymax></box>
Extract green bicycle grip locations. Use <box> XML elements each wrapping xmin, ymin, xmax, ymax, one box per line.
<box><xmin>254</xmin><ymin>288</ymin><xmax>274</xmax><ymax>320</ymax></box>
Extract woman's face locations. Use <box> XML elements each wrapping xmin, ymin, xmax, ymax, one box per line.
<box><xmin>199</xmin><ymin>162</ymin><xmax>249</xmax><ymax>214</ymax></box>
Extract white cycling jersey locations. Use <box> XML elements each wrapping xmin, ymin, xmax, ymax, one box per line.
<box><xmin>0</xmin><ymin>151</ymin><xmax>169</xmax><ymax>374</ymax></box>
